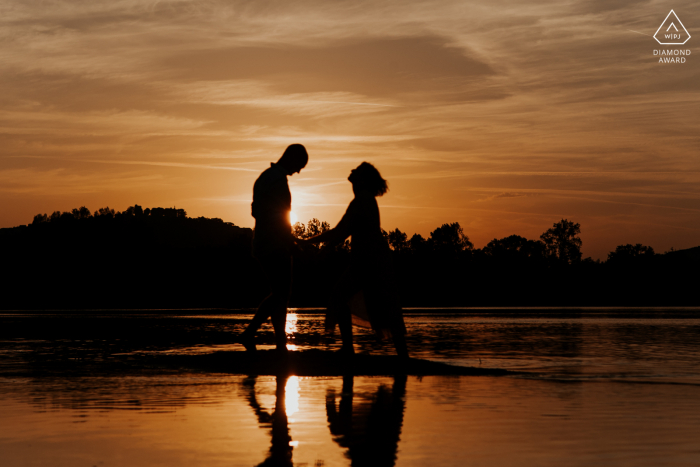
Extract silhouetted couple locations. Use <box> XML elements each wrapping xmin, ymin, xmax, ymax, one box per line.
<box><xmin>238</xmin><ymin>144</ymin><xmax>408</xmax><ymax>358</ymax></box>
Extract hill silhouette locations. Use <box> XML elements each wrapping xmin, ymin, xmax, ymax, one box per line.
<box><xmin>1</xmin><ymin>205</ymin><xmax>697</xmax><ymax>309</ymax></box>
<box><xmin>2</xmin><ymin>206</ymin><xmax>260</xmax><ymax>309</ymax></box>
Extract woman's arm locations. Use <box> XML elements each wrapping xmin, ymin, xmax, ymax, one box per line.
<box><xmin>306</xmin><ymin>203</ymin><xmax>353</xmax><ymax>245</ymax></box>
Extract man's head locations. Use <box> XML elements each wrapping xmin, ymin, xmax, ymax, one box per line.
<box><xmin>277</xmin><ymin>144</ymin><xmax>308</xmax><ymax>176</ymax></box>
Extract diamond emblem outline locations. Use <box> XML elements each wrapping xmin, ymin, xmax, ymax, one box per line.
<box><xmin>654</xmin><ymin>10</ymin><xmax>691</xmax><ymax>45</ymax></box>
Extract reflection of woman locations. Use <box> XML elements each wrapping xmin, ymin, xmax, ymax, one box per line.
<box><xmin>326</xmin><ymin>375</ymin><xmax>407</xmax><ymax>467</ymax></box>
<box><xmin>303</xmin><ymin>163</ymin><xmax>408</xmax><ymax>357</ymax></box>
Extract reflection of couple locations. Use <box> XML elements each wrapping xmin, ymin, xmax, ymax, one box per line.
<box><xmin>246</xmin><ymin>375</ymin><xmax>406</xmax><ymax>467</ymax></box>
<box><xmin>238</xmin><ymin>144</ymin><xmax>408</xmax><ymax>357</ymax></box>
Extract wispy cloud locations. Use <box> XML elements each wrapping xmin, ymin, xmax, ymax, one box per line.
<box><xmin>0</xmin><ymin>168</ymin><xmax>168</xmax><ymax>195</ymax></box>
<box><xmin>478</xmin><ymin>192</ymin><xmax>541</xmax><ymax>202</ymax></box>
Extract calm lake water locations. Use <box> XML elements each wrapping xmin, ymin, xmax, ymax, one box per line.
<box><xmin>1</xmin><ymin>309</ymin><xmax>700</xmax><ymax>466</ymax></box>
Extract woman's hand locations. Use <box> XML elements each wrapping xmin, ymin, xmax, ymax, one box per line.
<box><xmin>294</xmin><ymin>237</ymin><xmax>309</xmax><ymax>247</ymax></box>
<box><xmin>293</xmin><ymin>237</ymin><xmax>316</xmax><ymax>251</ymax></box>
<box><xmin>292</xmin><ymin>237</ymin><xmax>320</xmax><ymax>258</ymax></box>
<box><xmin>302</xmin><ymin>235</ymin><xmax>323</xmax><ymax>246</ymax></box>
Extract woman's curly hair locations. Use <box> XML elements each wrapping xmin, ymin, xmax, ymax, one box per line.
<box><xmin>348</xmin><ymin>162</ymin><xmax>388</xmax><ymax>197</ymax></box>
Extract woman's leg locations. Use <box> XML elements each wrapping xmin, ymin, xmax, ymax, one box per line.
<box><xmin>336</xmin><ymin>301</ymin><xmax>354</xmax><ymax>353</ymax></box>
<box><xmin>329</xmin><ymin>269</ymin><xmax>361</xmax><ymax>354</ymax></box>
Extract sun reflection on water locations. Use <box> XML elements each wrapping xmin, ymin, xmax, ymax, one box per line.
<box><xmin>285</xmin><ymin>376</ymin><xmax>299</xmax><ymax>417</ymax></box>
<box><xmin>286</xmin><ymin>312</ymin><xmax>298</xmax><ymax>351</ymax></box>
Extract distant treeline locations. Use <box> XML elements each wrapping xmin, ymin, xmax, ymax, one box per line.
<box><xmin>2</xmin><ymin>205</ymin><xmax>260</xmax><ymax>310</ymax></box>
<box><xmin>1</xmin><ymin>205</ymin><xmax>698</xmax><ymax>309</ymax></box>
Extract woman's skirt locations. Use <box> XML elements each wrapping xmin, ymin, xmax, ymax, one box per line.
<box><xmin>326</xmin><ymin>253</ymin><xmax>406</xmax><ymax>340</ymax></box>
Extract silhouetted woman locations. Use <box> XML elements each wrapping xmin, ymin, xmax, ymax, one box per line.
<box><xmin>304</xmin><ymin>162</ymin><xmax>408</xmax><ymax>358</ymax></box>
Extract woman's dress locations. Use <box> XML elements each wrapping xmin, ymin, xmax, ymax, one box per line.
<box><xmin>325</xmin><ymin>192</ymin><xmax>406</xmax><ymax>339</ymax></box>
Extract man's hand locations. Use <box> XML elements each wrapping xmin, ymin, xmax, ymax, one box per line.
<box><xmin>293</xmin><ymin>237</ymin><xmax>311</xmax><ymax>250</ymax></box>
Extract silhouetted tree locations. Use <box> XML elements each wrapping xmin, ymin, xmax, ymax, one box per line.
<box><xmin>49</xmin><ymin>211</ymin><xmax>62</xmax><ymax>222</ymax></box>
<box><xmin>305</xmin><ymin>218</ymin><xmax>330</xmax><ymax>237</ymax></box>
<box><xmin>123</xmin><ymin>204</ymin><xmax>144</xmax><ymax>217</ymax></box>
<box><xmin>429</xmin><ymin>222</ymin><xmax>473</xmax><ymax>254</ymax></box>
<box><xmin>540</xmin><ymin>219</ymin><xmax>582</xmax><ymax>263</ymax></box>
<box><xmin>145</xmin><ymin>207</ymin><xmax>186</xmax><ymax>218</ymax></box>
<box><xmin>292</xmin><ymin>219</ymin><xmax>334</xmax><ymax>251</ymax></box>
<box><xmin>32</xmin><ymin>213</ymin><xmax>48</xmax><ymax>225</ymax></box>
<box><xmin>292</xmin><ymin>222</ymin><xmax>306</xmax><ymax>239</ymax></box>
<box><xmin>408</xmin><ymin>233</ymin><xmax>428</xmax><ymax>252</ymax></box>
<box><xmin>607</xmin><ymin>244</ymin><xmax>655</xmax><ymax>263</ymax></box>
<box><xmin>387</xmin><ymin>228</ymin><xmax>408</xmax><ymax>252</ymax></box>
<box><xmin>483</xmin><ymin>235</ymin><xmax>545</xmax><ymax>259</ymax></box>
<box><xmin>71</xmin><ymin>206</ymin><xmax>92</xmax><ymax>220</ymax></box>
<box><xmin>94</xmin><ymin>207</ymin><xmax>116</xmax><ymax>218</ymax></box>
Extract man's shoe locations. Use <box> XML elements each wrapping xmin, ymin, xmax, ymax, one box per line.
<box><xmin>237</xmin><ymin>333</ymin><xmax>257</xmax><ymax>352</ymax></box>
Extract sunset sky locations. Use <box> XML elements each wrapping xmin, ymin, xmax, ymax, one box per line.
<box><xmin>1</xmin><ymin>0</ymin><xmax>698</xmax><ymax>259</ymax></box>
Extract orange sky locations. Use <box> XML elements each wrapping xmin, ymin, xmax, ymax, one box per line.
<box><xmin>1</xmin><ymin>1</ymin><xmax>699</xmax><ymax>259</ymax></box>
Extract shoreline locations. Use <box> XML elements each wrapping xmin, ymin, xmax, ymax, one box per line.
<box><xmin>0</xmin><ymin>349</ymin><xmax>512</xmax><ymax>378</ymax></box>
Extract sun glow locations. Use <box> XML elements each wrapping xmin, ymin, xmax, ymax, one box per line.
<box><xmin>290</xmin><ymin>211</ymin><xmax>298</xmax><ymax>225</ymax></box>
<box><xmin>286</xmin><ymin>312</ymin><xmax>298</xmax><ymax>351</ymax></box>
<box><xmin>285</xmin><ymin>376</ymin><xmax>300</xmax><ymax>417</ymax></box>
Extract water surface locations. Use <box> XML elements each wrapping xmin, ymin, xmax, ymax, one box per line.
<box><xmin>1</xmin><ymin>309</ymin><xmax>699</xmax><ymax>466</ymax></box>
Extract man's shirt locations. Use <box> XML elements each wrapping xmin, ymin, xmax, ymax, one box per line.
<box><xmin>251</xmin><ymin>163</ymin><xmax>292</xmax><ymax>256</ymax></box>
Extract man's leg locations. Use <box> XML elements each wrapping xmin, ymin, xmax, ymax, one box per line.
<box><xmin>391</xmin><ymin>327</ymin><xmax>409</xmax><ymax>359</ymax></box>
<box><xmin>240</xmin><ymin>253</ymin><xmax>292</xmax><ymax>352</ymax></box>
<box><xmin>270</xmin><ymin>304</ymin><xmax>288</xmax><ymax>352</ymax></box>
<box><xmin>268</xmin><ymin>255</ymin><xmax>292</xmax><ymax>351</ymax></box>
<box><xmin>240</xmin><ymin>294</ymin><xmax>274</xmax><ymax>351</ymax></box>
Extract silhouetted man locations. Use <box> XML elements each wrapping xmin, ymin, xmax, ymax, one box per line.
<box><xmin>239</xmin><ymin>144</ymin><xmax>308</xmax><ymax>353</ymax></box>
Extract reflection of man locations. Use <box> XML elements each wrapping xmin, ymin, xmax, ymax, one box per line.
<box><xmin>239</xmin><ymin>144</ymin><xmax>308</xmax><ymax>353</ymax></box>
<box><xmin>326</xmin><ymin>375</ymin><xmax>407</xmax><ymax>467</ymax></box>
<box><xmin>244</xmin><ymin>376</ymin><xmax>293</xmax><ymax>467</ymax></box>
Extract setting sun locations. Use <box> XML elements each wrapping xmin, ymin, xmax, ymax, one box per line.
<box><xmin>290</xmin><ymin>211</ymin><xmax>298</xmax><ymax>225</ymax></box>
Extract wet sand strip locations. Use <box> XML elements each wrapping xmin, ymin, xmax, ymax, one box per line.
<box><xmin>142</xmin><ymin>349</ymin><xmax>511</xmax><ymax>377</ymax></box>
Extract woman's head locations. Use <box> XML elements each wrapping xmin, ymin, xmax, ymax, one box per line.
<box><xmin>348</xmin><ymin>162</ymin><xmax>388</xmax><ymax>197</ymax></box>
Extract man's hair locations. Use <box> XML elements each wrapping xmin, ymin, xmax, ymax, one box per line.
<box><xmin>279</xmin><ymin>144</ymin><xmax>308</xmax><ymax>167</ymax></box>
<box><xmin>349</xmin><ymin>162</ymin><xmax>388</xmax><ymax>197</ymax></box>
